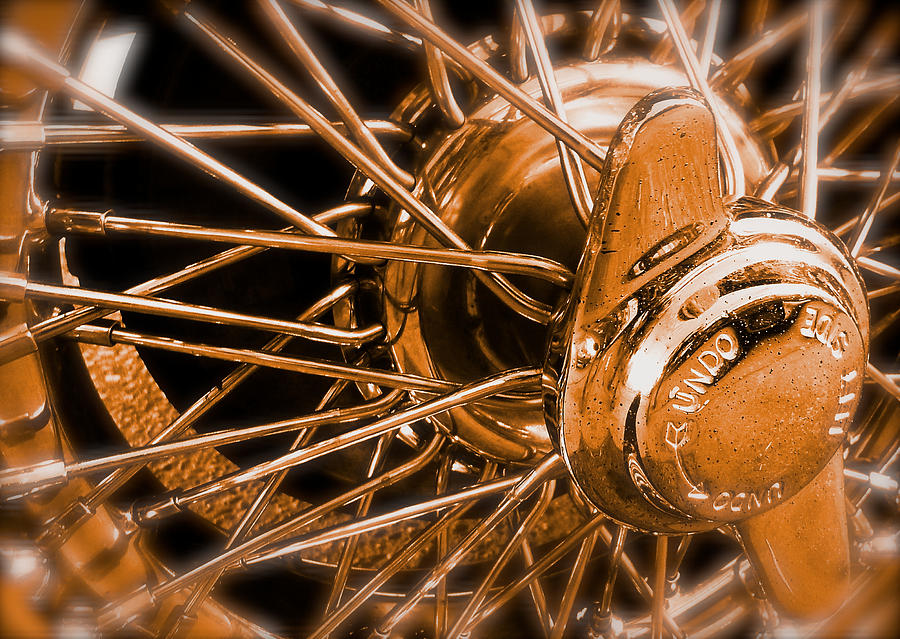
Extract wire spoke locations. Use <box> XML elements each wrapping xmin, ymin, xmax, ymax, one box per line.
<box><xmin>754</xmin><ymin>38</ymin><xmax>887</xmax><ymax>203</ymax></box>
<box><xmin>550</xmin><ymin>528</ymin><xmax>599</xmax><ymax>639</ymax></box>
<box><xmin>160</xmin><ymin>427</ymin><xmax>402</xmax><ymax>638</ymax></box>
<box><xmin>221</xmin><ymin>473</ymin><xmax>524</xmax><ymax>589</ymax></box>
<box><xmin>657</xmin><ymin>0</ymin><xmax>745</xmax><ymax>196</ymax></box>
<box><xmin>3</xmin><ymin>2</ymin><xmax>897</xmax><ymax>636</ymax></box>
<box><xmin>34</xmin><ymin>284</ymin><xmax>360</xmax><ymax>547</ymax></box>
<box><xmin>710</xmin><ymin>7</ymin><xmax>807</xmax><ymax>92</ymax></box>
<box><xmin>308</xmin><ymin>462</ymin><xmax>497</xmax><ymax>639</ymax></box>
<box><xmin>415</xmin><ymin>0</ymin><xmax>465</xmax><ymax>128</ymax></box>
<box><xmin>651</xmin><ymin>0</ymin><xmax>705</xmax><ymax>65</ymax></box>
<box><xmin>17</xmin><ymin>202</ymin><xmax>370</xmax><ymax>353</ymax></box>
<box><xmin>0</xmin><ymin>32</ymin><xmax>335</xmax><ymax>238</ymax></box>
<box><xmin>45</xmin><ymin>209</ymin><xmax>574</xmax><ymax>287</ymax></box>
<box><xmin>461</xmin><ymin>516</ymin><xmax>608</xmax><ymax>635</ymax></box>
<box><xmin>583</xmin><ymin>0</ymin><xmax>621</xmax><ymax>62</ymax></box>
<box><xmin>375</xmin><ymin>0</ymin><xmax>607</xmax><ymax>171</ymax></box>
<box><xmin>179</xmin><ymin>6</ymin><xmax>554</xmax><ymax>323</ymax></box>
<box><xmin>598</xmin><ymin>527</ymin><xmax>686</xmax><ymax>639</ymax></box>
<box><xmin>751</xmin><ymin>77</ymin><xmax>900</xmax><ymax>134</ymax></box>
<box><xmin>857</xmin><ymin>256</ymin><xmax>900</xmax><ymax>281</ymax></box>
<box><xmin>371</xmin><ymin>454</ymin><xmax>564</xmax><ymax>636</ymax></box>
<box><xmin>158</xmin><ymin>373</ymin><xmax>367</xmax><ymax>635</ymax></box>
<box><xmin>817</xmin><ymin>167</ymin><xmax>900</xmax><ymax>183</ymax></box>
<box><xmin>698</xmin><ymin>0</ymin><xmax>722</xmax><ymax>77</ymax></box>
<box><xmin>868</xmin><ymin>362</ymin><xmax>900</xmax><ymax>403</ymax></box>
<box><xmin>509</xmin><ymin>10</ymin><xmax>530</xmax><ymax>83</ymax></box>
<box><xmin>868</xmin><ymin>283</ymin><xmax>900</xmax><ymax>300</ymax></box>
<box><xmin>433</xmin><ymin>455</ymin><xmax>453</xmax><ymax>637</ymax></box>
<box><xmin>129</xmin><ymin>370</ymin><xmax>538</xmax><ymax>523</ymax></box>
<box><xmin>871</xmin><ymin>305</ymin><xmax>900</xmax><ymax>341</ymax></box>
<box><xmin>2</xmin><ymin>277</ymin><xmax>381</xmax><ymax>346</ymax></box>
<box><xmin>519</xmin><ymin>535</ymin><xmax>554</xmax><ymax>636</ymax></box>
<box><xmin>447</xmin><ymin>479</ymin><xmax>555</xmax><ymax>639</ymax></box>
<box><xmin>650</xmin><ymin>536</ymin><xmax>669</xmax><ymax>639</ymax></box>
<box><xmin>67</xmin><ymin>322</ymin><xmax>457</xmax><ymax>392</ymax></box>
<box><xmin>824</xmin><ymin>96</ymin><xmax>899</xmax><ymax>165</ymax></box>
<box><xmin>100</xmin><ymin>430</ymin><xmax>454</xmax><ymax>629</ymax></box>
<box><xmin>798</xmin><ymin>0</ymin><xmax>824</xmax><ymax>219</ymax></box>
<box><xmin>749</xmin><ymin>2</ymin><xmax>877</xmax><ymax>141</ymax></box>
<box><xmin>743</xmin><ymin>0</ymin><xmax>769</xmax><ymax>38</ymax></box>
<box><xmin>0</xmin><ymin>389</ymin><xmax>405</xmax><ymax>497</ymax></box>
<box><xmin>666</xmin><ymin>535</ymin><xmax>693</xmax><ymax>595</ymax></box>
<box><xmin>0</xmin><ymin>120</ymin><xmax>412</xmax><ymax>149</ymax></box>
<box><xmin>288</xmin><ymin>0</ymin><xmax>422</xmax><ymax>50</ymax></box>
<box><xmin>259</xmin><ymin>0</ymin><xmax>414</xmax><ymax>186</ymax></box>
<box><xmin>322</xmin><ymin>423</ymin><xmax>398</xmax><ymax>623</ymax></box>
<box><xmin>828</xmin><ymin>190</ymin><xmax>899</xmax><ymax>237</ymax></box>
<box><xmin>849</xmin><ymin>142</ymin><xmax>900</xmax><ymax>257</ymax></box>
<box><xmin>515</xmin><ymin>0</ymin><xmax>594</xmax><ymax>226</ymax></box>
<box><xmin>590</xmin><ymin>525</ymin><xmax>628</xmax><ymax>636</ymax></box>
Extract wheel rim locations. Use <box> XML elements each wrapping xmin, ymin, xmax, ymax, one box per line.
<box><xmin>1</xmin><ymin>2</ymin><xmax>898</xmax><ymax>638</ymax></box>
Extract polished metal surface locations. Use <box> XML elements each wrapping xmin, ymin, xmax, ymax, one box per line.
<box><xmin>0</xmin><ymin>1</ymin><xmax>897</xmax><ymax>637</ymax></box>
<box><xmin>381</xmin><ymin>57</ymin><xmax>769</xmax><ymax>465</ymax></box>
<box><xmin>545</xmin><ymin>89</ymin><xmax>868</xmax><ymax>534</ymax></box>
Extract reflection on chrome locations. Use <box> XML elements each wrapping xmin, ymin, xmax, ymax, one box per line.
<box><xmin>0</xmin><ymin>2</ymin><xmax>897</xmax><ymax>638</ymax></box>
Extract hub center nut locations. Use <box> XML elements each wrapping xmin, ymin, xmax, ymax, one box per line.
<box><xmin>543</xmin><ymin>89</ymin><xmax>869</xmax><ymax>534</ymax></box>
<box><xmin>636</xmin><ymin>280</ymin><xmax>865</xmax><ymax>523</ymax></box>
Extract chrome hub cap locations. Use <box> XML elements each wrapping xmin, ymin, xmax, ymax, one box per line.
<box><xmin>0</xmin><ymin>2</ymin><xmax>897</xmax><ymax>637</ymax></box>
<box><xmin>545</xmin><ymin>88</ymin><xmax>871</xmax><ymax>615</ymax></box>
<box><xmin>379</xmin><ymin>53</ymin><xmax>769</xmax><ymax>465</ymax></box>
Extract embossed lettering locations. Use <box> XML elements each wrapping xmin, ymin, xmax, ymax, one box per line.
<box><xmin>665</xmin><ymin>421</ymin><xmax>688</xmax><ymax>449</ymax></box>
<box><xmin>667</xmin><ymin>329</ymin><xmax>739</xmax><ymax>414</ymax></box>
<box><xmin>799</xmin><ymin>306</ymin><xmax>847</xmax><ymax>359</ymax></box>
<box><xmin>749</xmin><ymin>491</ymin><xmax>763</xmax><ymax>510</ymax></box>
<box><xmin>698</xmin><ymin>350</ymin><xmax>722</xmax><ymax>377</ymax></box>
<box><xmin>715</xmin><ymin>332</ymin><xmax>739</xmax><ymax>360</ymax></box>
<box><xmin>669</xmin><ymin>386</ymin><xmax>706</xmax><ymax>413</ymax></box>
<box><xmin>712</xmin><ymin>492</ymin><xmax>731</xmax><ymax>511</ymax></box>
<box><xmin>830</xmin><ymin>331</ymin><xmax>849</xmax><ymax>360</ymax></box>
<box><xmin>711</xmin><ymin>482</ymin><xmax>784</xmax><ymax>514</ymax></box>
<box><xmin>814</xmin><ymin>313</ymin><xmax>833</xmax><ymax>343</ymax></box>
<box><xmin>683</xmin><ymin>368</ymin><xmax>714</xmax><ymax>394</ymax></box>
<box><xmin>800</xmin><ymin>306</ymin><xmax>817</xmax><ymax>337</ymax></box>
<box><xmin>769</xmin><ymin>481</ymin><xmax>783</xmax><ymax>502</ymax></box>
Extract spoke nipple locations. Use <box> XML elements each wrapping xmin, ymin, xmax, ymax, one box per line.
<box><xmin>98</xmin><ymin>584</ymin><xmax>155</xmax><ymax>630</ymax></box>
<box><xmin>0</xmin><ymin>272</ymin><xmax>27</xmax><ymax>303</ymax></box>
<box><xmin>588</xmin><ymin>609</ymin><xmax>625</xmax><ymax>639</ymax></box>
<box><xmin>367</xmin><ymin>626</ymin><xmax>391</xmax><ymax>639</ymax></box>
<box><xmin>666</xmin><ymin>571</ymin><xmax>681</xmax><ymax>596</ymax></box>
<box><xmin>857</xmin><ymin>533</ymin><xmax>900</xmax><ymax>566</ymax></box>
<box><xmin>132</xmin><ymin>495</ymin><xmax>180</xmax><ymax>526</ymax></box>
<box><xmin>0</xmin><ymin>459</ymin><xmax>67</xmax><ymax>499</ymax></box>
<box><xmin>36</xmin><ymin>498</ymin><xmax>94</xmax><ymax>550</ymax></box>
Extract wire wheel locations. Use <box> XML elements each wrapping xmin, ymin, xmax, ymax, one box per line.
<box><xmin>0</xmin><ymin>1</ymin><xmax>898</xmax><ymax>638</ymax></box>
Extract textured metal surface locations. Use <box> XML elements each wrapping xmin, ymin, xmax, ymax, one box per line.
<box><xmin>79</xmin><ymin>341</ymin><xmax>307</xmax><ymax>535</ymax></box>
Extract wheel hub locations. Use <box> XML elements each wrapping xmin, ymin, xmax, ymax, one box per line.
<box><xmin>381</xmin><ymin>54</ymin><xmax>770</xmax><ymax>464</ymax></box>
<box><xmin>544</xmin><ymin>89</ymin><xmax>869</xmax><ymax>534</ymax></box>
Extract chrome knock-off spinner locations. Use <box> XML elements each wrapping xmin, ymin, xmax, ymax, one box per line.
<box><xmin>377</xmin><ymin>52</ymin><xmax>770</xmax><ymax>465</ymax></box>
<box><xmin>544</xmin><ymin>88</ymin><xmax>868</xmax><ymax>536</ymax></box>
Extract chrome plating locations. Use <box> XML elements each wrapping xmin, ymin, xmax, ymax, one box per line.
<box><xmin>544</xmin><ymin>90</ymin><xmax>869</xmax><ymax>533</ymax></box>
<box><xmin>379</xmin><ymin>52</ymin><xmax>770</xmax><ymax>464</ymax></box>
